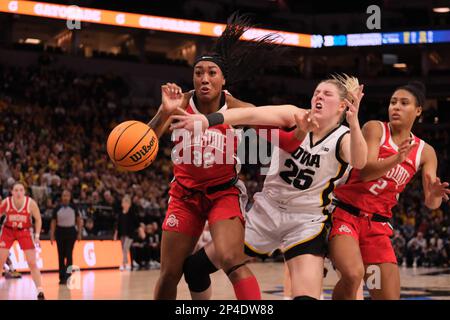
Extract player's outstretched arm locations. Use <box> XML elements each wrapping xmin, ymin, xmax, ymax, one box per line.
<box><xmin>359</xmin><ymin>121</ymin><xmax>415</xmax><ymax>181</ymax></box>
<box><xmin>170</xmin><ymin>104</ymin><xmax>306</xmax><ymax>131</ymax></box>
<box><xmin>421</xmin><ymin>144</ymin><xmax>450</xmax><ymax>209</ymax></box>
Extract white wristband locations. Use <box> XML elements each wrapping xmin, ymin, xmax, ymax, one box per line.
<box><xmin>34</xmin><ymin>233</ymin><xmax>40</xmax><ymax>239</ymax></box>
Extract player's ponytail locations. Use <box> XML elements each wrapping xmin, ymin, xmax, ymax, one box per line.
<box><xmin>194</xmin><ymin>12</ymin><xmax>288</xmax><ymax>87</ymax></box>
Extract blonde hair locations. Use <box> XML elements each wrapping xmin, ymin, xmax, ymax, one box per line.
<box><xmin>320</xmin><ymin>73</ymin><xmax>360</xmax><ymax>123</ymax></box>
<box><xmin>321</xmin><ymin>73</ymin><xmax>360</xmax><ymax>102</ymax></box>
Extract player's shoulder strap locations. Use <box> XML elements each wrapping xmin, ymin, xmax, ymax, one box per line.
<box><xmin>335</xmin><ymin>125</ymin><xmax>350</xmax><ymax>165</ymax></box>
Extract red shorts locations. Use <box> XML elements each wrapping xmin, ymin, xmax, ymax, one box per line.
<box><xmin>162</xmin><ymin>180</ymin><xmax>246</xmax><ymax>238</ymax></box>
<box><xmin>329</xmin><ymin>207</ymin><xmax>396</xmax><ymax>264</ymax></box>
<box><xmin>0</xmin><ymin>226</ymin><xmax>36</xmax><ymax>251</ymax></box>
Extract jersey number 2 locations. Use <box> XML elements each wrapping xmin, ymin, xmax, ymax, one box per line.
<box><xmin>369</xmin><ymin>178</ymin><xmax>388</xmax><ymax>195</ymax></box>
<box><xmin>279</xmin><ymin>159</ymin><xmax>315</xmax><ymax>190</ymax></box>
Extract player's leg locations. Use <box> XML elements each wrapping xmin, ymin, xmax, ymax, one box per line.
<box><xmin>335</xmin><ymin>269</ymin><xmax>365</xmax><ymax>300</ymax></box>
<box><xmin>364</xmin><ymin>263</ymin><xmax>400</xmax><ymax>300</ymax></box>
<box><xmin>282</xmin><ymin>218</ymin><xmax>328</xmax><ymax>300</ymax></box>
<box><xmin>185</xmin><ymin>241</ymin><xmax>221</xmax><ymax>300</ymax></box>
<box><xmin>329</xmin><ymin>235</ymin><xmax>365</xmax><ymax>300</ymax></box>
<box><xmin>0</xmin><ymin>228</ymin><xmax>14</xmax><ymax>277</ymax></box>
<box><xmin>0</xmin><ymin>249</ymin><xmax>9</xmax><ymax>277</ymax></box>
<box><xmin>356</xmin><ymin>279</ymin><xmax>364</xmax><ymax>300</ymax></box>
<box><xmin>283</xmin><ymin>263</ymin><xmax>292</xmax><ymax>299</ymax></box>
<box><xmin>153</xmin><ymin>230</ymin><xmax>199</xmax><ymax>299</ymax></box>
<box><xmin>185</xmin><ymin>196</ymin><xmax>274</xmax><ymax>300</ymax></box>
<box><xmin>23</xmin><ymin>249</ymin><xmax>44</xmax><ymax>297</ymax></box>
<box><xmin>210</xmin><ymin>216</ymin><xmax>261</xmax><ymax>300</ymax></box>
<box><xmin>360</xmin><ymin>222</ymin><xmax>400</xmax><ymax>300</ymax></box>
<box><xmin>287</xmin><ymin>254</ymin><xmax>324</xmax><ymax>299</ymax></box>
<box><xmin>329</xmin><ymin>209</ymin><xmax>364</xmax><ymax>300</ymax></box>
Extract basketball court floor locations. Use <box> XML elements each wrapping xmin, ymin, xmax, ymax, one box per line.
<box><xmin>1</xmin><ymin>261</ymin><xmax>450</xmax><ymax>300</ymax></box>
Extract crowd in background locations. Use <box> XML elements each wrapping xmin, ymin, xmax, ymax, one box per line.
<box><xmin>0</xmin><ymin>58</ymin><xmax>449</xmax><ymax>268</ymax></box>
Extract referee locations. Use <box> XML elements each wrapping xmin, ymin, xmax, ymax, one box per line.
<box><xmin>50</xmin><ymin>190</ymin><xmax>83</xmax><ymax>284</ymax></box>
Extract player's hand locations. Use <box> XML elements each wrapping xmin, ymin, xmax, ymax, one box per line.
<box><xmin>426</xmin><ymin>175</ymin><xmax>450</xmax><ymax>202</ymax></box>
<box><xmin>396</xmin><ymin>138</ymin><xmax>415</xmax><ymax>163</ymax></box>
<box><xmin>345</xmin><ymin>84</ymin><xmax>364</xmax><ymax>127</ymax></box>
<box><xmin>169</xmin><ymin>108</ymin><xmax>208</xmax><ymax>133</ymax></box>
<box><xmin>161</xmin><ymin>83</ymin><xmax>183</xmax><ymax>115</ymax></box>
<box><xmin>34</xmin><ymin>234</ymin><xmax>41</xmax><ymax>247</ymax></box>
<box><xmin>293</xmin><ymin>110</ymin><xmax>319</xmax><ymax>141</ymax></box>
<box><xmin>50</xmin><ymin>234</ymin><xmax>55</xmax><ymax>245</ymax></box>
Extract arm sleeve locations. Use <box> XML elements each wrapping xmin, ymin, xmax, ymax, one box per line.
<box><xmin>255</xmin><ymin>125</ymin><xmax>302</xmax><ymax>154</ymax></box>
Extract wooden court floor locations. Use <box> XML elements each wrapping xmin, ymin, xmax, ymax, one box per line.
<box><xmin>1</xmin><ymin>261</ymin><xmax>450</xmax><ymax>300</ymax></box>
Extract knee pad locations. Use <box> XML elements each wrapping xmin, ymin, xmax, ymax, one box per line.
<box><xmin>293</xmin><ymin>295</ymin><xmax>317</xmax><ymax>300</ymax></box>
<box><xmin>183</xmin><ymin>247</ymin><xmax>218</xmax><ymax>292</ymax></box>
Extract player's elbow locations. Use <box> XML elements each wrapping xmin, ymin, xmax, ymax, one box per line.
<box><xmin>350</xmin><ymin>158</ymin><xmax>367</xmax><ymax>170</ymax></box>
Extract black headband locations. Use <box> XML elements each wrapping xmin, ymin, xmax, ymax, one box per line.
<box><xmin>194</xmin><ymin>55</ymin><xmax>227</xmax><ymax>79</ymax></box>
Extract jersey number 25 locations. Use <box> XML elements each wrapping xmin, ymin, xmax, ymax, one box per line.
<box><xmin>279</xmin><ymin>159</ymin><xmax>315</xmax><ymax>190</ymax></box>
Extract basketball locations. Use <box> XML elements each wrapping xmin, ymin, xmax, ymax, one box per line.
<box><xmin>106</xmin><ymin>120</ymin><xmax>159</xmax><ymax>171</ymax></box>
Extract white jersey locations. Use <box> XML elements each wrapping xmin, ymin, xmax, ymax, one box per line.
<box><xmin>262</xmin><ymin>125</ymin><xmax>351</xmax><ymax>215</ymax></box>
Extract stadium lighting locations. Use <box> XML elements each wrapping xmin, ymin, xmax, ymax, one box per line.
<box><xmin>433</xmin><ymin>7</ymin><xmax>450</xmax><ymax>13</ymax></box>
<box><xmin>24</xmin><ymin>38</ymin><xmax>41</xmax><ymax>44</ymax></box>
<box><xmin>393</xmin><ymin>63</ymin><xmax>407</xmax><ymax>68</ymax></box>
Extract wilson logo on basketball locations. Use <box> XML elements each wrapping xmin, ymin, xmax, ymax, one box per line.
<box><xmin>129</xmin><ymin>136</ymin><xmax>157</xmax><ymax>162</ymax></box>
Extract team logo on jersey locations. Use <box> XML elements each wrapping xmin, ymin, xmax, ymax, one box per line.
<box><xmin>291</xmin><ymin>146</ymin><xmax>321</xmax><ymax>168</ymax></box>
<box><xmin>405</xmin><ymin>159</ymin><xmax>414</xmax><ymax>166</ymax></box>
<box><xmin>166</xmin><ymin>214</ymin><xmax>179</xmax><ymax>228</ymax></box>
<box><xmin>321</xmin><ymin>147</ymin><xmax>329</xmax><ymax>152</ymax></box>
<box><xmin>386</xmin><ymin>164</ymin><xmax>410</xmax><ymax>188</ymax></box>
<box><xmin>338</xmin><ymin>224</ymin><xmax>352</xmax><ymax>234</ymax></box>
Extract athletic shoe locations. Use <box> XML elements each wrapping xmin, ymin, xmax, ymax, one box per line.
<box><xmin>37</xmin><ymin>292</ymin><xmax>45</xmax><ymax>300</ymax></box>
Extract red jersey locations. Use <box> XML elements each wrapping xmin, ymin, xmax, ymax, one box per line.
<box><xmin>334</xmin><ymin>121</ymin><xmax>425</xmax><ymax>218</ymax></box>
<box><xmin>1</xmin><ymin>196</ymin><xmax>33</xmax><ymax>229</ymax></box>
<box><xmin>172</xmin><ymin>92</ymin><xmax>240</xmax><ymax>189</ymax></box>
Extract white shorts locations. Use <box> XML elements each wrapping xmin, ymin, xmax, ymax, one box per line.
<box><xmin>244</xmin><ymin>192</ymin><xmax>329</xmax><ymax>260</ymax></box>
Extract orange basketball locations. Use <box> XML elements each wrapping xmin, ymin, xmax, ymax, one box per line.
<box><xmin>106</xmin><ymin>120</ymin><xmax>159</xmax><ymax>172</ymax></box>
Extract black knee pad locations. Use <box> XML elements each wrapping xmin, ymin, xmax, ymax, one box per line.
<box><xmin>183</xmin><ymin>247</ymin><xmax>218</xmax><ymax>292</ymax></box>
<box><xmin>293</xmin><ymin>295</ymin><xmax>317</xmax><ymax>300</ymax></box>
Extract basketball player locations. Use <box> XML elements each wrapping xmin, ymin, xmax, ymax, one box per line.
<box><xmin>0</xmin><ymin>182</ymin><xmax>45</xmax><ymax>300</ymax></box>
<box><xmin>151</xmin><ymin>13</ymin><xmax>284</xmax><ymax>300</ymax></box>
<box><xmin>171</xmin><ymin>75</ymin><xmax>367</xmax><ymax>300</ymax></box>
<box><xmin>329</xmin><ymin>81</ymin><xmax>450</xmax><ymax>300</ymax></box>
